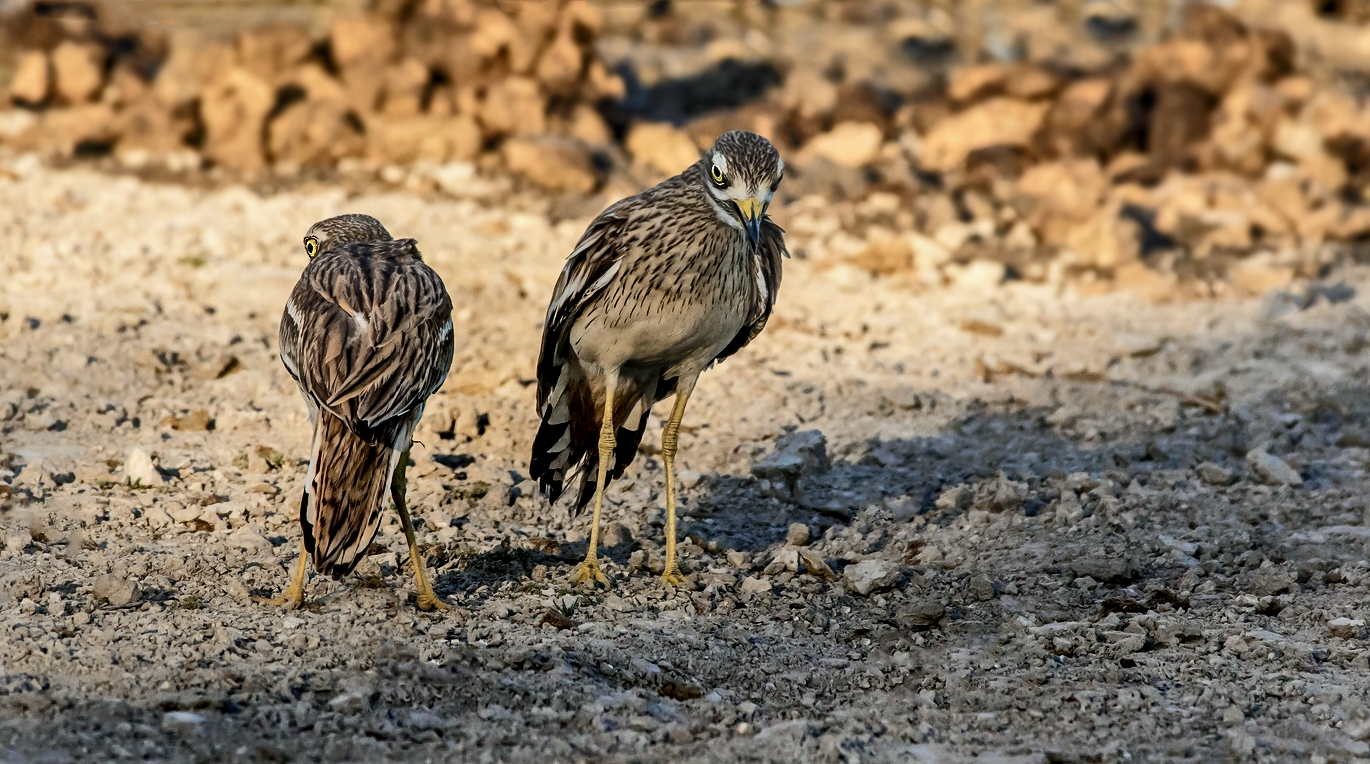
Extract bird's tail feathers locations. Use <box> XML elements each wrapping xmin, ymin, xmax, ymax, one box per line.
<box><xmin>531</xmin><ymin>368</ymin><xmax>656</xmax><ymax>516</ymax></box>
<box><xmin>301</xmin><ymin>413</ymin><xmax>401</xmax><ymax>578</ymax></box>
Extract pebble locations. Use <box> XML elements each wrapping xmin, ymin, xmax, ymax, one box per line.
<box><xmin>161</xmin><ymin>711</ymin><xmax>205</xmax><ymax>732</ymax></box>
<box><xmin>123</xmin><ymin>447</ymin><xmax>162</xmax><ymax>486</ymax></box>
<box><xmin>752</xmin><ymin>430</ymin><xmax>829</xmax><ymax>483</ymax></box>
<box><xmin>740</xmin><ymin>576</ymin><xmax>772</xmax><ymax>595</ymax></box>
<box><xmin>1195</xmin><ymin>462</ymin><xmax>1234</xmax><ymax>486</ymax></box>
<box><xmin>784</xmin><ymin>523</ymin><xmax>811</xmax><ymax>547</ymax></box>
<box><xmin>762</xmin><ymin>548</ymin><xmax>799</xmax><ymax>576</ymax></box>
<box><xmin>92</xmin><ymin>575</ymin><xmax>138</xmax><ymax>606</ymax></box>
<box><xmin>1246</xmin><ymin>448</ymin><xmax>1302</xmax><ymax>486</ymax></box>
<box><xmin>797</xmin><ymin>548</ymin><xmax>836</xmax><ymax>579</ymax></box>
<box><xmin>843</xmin><ymin>559</ymin><xmax>902</xmax><ymax>596</ymax></box>
<box><xmin>1329</xmin><ymin>617</ymin><xmax>1364</xmax><ymax>639</ymax></box>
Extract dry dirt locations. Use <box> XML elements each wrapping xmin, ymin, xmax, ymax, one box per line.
<box><xmin>2</xmin><ymin>155</ymin><xmax>1370</xmax><ymax>764</ymax></box>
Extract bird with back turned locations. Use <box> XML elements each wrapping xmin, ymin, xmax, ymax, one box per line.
<box><xmin>267</xmin><ymin>213</ymin><xmax>454</xmax><ymax>611</ymax></box>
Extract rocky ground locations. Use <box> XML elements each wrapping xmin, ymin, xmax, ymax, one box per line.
<box><xmin>2</xmin><ymin>149</ymin><xmax>1370</xmax><ymax>762</ymax></box>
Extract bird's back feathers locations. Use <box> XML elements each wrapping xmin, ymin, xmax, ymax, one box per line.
<box><xmin>280</xmin><ymin>236</ymin><xmax>453</xmax><ymax>574</ymax></box>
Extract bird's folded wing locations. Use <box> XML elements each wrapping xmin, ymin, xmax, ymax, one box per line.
<box><xmin>282</xmin><ymin>242</ymin><xmax>454</xmax><ymax>432</ymax></box>
<box><xmin>535</xmin><ymin>206</ymin><xmax>629</xmax><ymax>407</ymax></box>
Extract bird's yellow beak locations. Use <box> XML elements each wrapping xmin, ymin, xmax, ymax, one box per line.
<box><xmin>735</xmin><ymin>197</ymin><xmax>764</xmax><ymax>249</ymax></box>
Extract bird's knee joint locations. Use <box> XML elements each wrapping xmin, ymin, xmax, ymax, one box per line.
<box><xmin>597</xmin><ymin>431</ymin><xmax>616</xmax><ymax>459</ymax></box>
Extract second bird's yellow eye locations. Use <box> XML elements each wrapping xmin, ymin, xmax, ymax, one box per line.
<box><xmin>304</xmin><ymin>236</ymin><xmax>320</xmax><ymax>258</ymax></box>
<box><xmin>710</xmin><ymin>164</ymin><xmax>725</xmax><ymax>186</ymax></box>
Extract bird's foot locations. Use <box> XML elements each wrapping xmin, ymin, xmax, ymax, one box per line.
<box><xmin>571</xmin><ymin>558</ymin><xmax>610</xmax><ymax>589</ymax></box>
<box><xmin>416</xmin><ymin>590</ymin><xmax>453</xmax><ymax>612</ymax></box>
<box><xmin>255</xmin><ymin>587</ymin><xmax>306</xmax><ymax>610</ymax></box>
<box><xmin>660</xmin><ymin>568</ymin><xmax>691</xmax><ymax>589</ymax></box>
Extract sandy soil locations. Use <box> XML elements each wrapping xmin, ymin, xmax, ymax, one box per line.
<box><xmin>2</xmin><ymin>156</ymin><xmax>1370</xmax><ymax>763</ymax></box>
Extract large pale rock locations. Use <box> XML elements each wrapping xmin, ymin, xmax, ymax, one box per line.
<box><xmin>236</xmin><ymin>23</ymin><xmax>312</xmax><ymax>82</ymax></box>
<box><xmin>8</xmin><ymin>51</ymin><xmax>50</xmax><ymax>106</ymax></box>
<box><xmin>368</xmin><ymin>114</ymin><xmax>482</xmax><ymax>163</ymax></box>
<box><xmin>1014</xmin><ymin>159</ymin><xmax>1109</xmax><ymax>245</ymax></box>
<box><xmin>379</xmin><ymin>57</ymin><xmax>431</xmax><ymax>118</ymax></box>
<box><xmin>200</xmin><ymin>67</ymin><xmax>275</xmax><ymax>170</ymax></box>
<box><xmin>503</xmin><ymin>135</ymin><xmax>598</xmax><ymax>193</ymax></box>
<box><xmin>339</xmin><ymin>62</ymin><xmax>386</xmax><ymax>115</ymax></box>
<box><xmin>41</xmin><ymin>103</ymin><xmax>117</xmax><ymax>156</ymax></box>
<box><xmin>844</xmin><ymin>559</ymin><xmax>902</xmax><ymax>596</ymax></box>
<box><xmin>564</xmin><ymin>103</ymin><xmax>612</xmax><ymax>147</ymax></box>
<box><xmin>330</xmin><ymin>13</ymin><xmax>397</xmax><ymax>69</ymax></box>
<box><xmin>535</xmin><ymin>27</ymin><xmax>585</xmax><ymax>96</ymax></box>
<box><xmin>479</xmin><ymin>76</ymin><xmax>545</xmax><ymax>137</ymax></box>
<box><xmin>800</xmin><ymin>121</ymin><xmax>884</xmax><ymax>169</ymax></box>
<box><xmin>1037</xmin><ymin>77</ymin><xmax>1115</xmax><ymax>158</ymax></box>
<box><xmin>625</xmin><ymin>122</ymin><xmax>699</xmax><ymax>176</ymax></box>
<box><xmin>282</xmin><ymin>63</ymin><xmax>347</xmax><ymax>106</ymax></box>
<box><xmin>922</xmin><ymin>98</ymin><xmax>1048</xmax><ymax>173</ymax></box>
<box><xmin>268</xmin><ymin>101</ymin><xmax>366</xmax><ymax>167</ymax></box>
<box><xmin>114</xmin><ymin>97</ymin><xmax>191</xmax><ymax>155</ymax></box>
<box><xmin>51</xmin><ymin>41</ymin><xmax>105</xmax><ymax>104</ymax></box>
<box><xmin>1064</xmin><ymin>202</ymin><xmax>1142</xmax><ymax>269</ymax></box>
<box><xmin>153</xmin><ymin>36</ymin><xmax>237</xmax><ymax>108</ymax></box>
<box><xmin>469</xmin><ymin>7</ymin><xmax>519</xmax><ymax>66</ymax></box>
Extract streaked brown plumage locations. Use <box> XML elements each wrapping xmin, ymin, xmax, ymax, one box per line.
<box><xmin>268</xmin><ymin>213</ymin><xmax>455</xmax><ymax>610</ymax></box>
<box><xmin>530</xmin><ymin>130</ymin><xmax>787</xmax><ymax>587</ymax></box>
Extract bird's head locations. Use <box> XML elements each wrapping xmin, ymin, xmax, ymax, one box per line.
<box><xmin>302</xmin><ymin>213</ymin><xmax>394</xmax><ymax>258</ymax></box>
<box><xmin>698</xmin><ymin>130</ymin><xmax>784</xmax><ymax>250</ymax></box>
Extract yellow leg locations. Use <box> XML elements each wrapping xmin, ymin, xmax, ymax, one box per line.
<box><xmin>660</xmin><ymin>375</ymin><xmax>698</xmax><ymax>588</ymax></box>
<box><xmin>392</xmin><ymin>447</ymin><xmax>450</xmax><ymax>611</ymax></box>
<box><xmin>258</xmin><ymin>539</ymin><xmax>308</xmax><ymax>608</ymax></box>
<box><xmin>572</xmin><ymin>373</ymin><xmax>617</xmax><ymax>588</ymax></box>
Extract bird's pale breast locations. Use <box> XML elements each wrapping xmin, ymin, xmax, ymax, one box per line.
<box><xmin>570</xmin><ymin>228</ymin><xmax>753</xmax><ymax>376</ymax></box>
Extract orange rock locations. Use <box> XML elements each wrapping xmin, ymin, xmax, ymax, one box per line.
<box><xmin>200</xmin><ymin>68</ymin><xmax>275</xmax><ymax>171</ymax></box>
<box><xmin>153</xmin><ymin>35</ymin><xmax>237</xmax><ymax>108</ymax></box>
<box><xmin>379</xmin><ymin>58</ymin><xmax>431</xmax><ymax>118</ymax></box>
<box><xmin>536</xmin><ymin>28</ymin><xmax>585</xmax><ymax>96</ymax></box>
<box><xmin>115</xmin><ymin>96</ymin><xmax>192</xmax><ymax>154</ymax></box>
<box><xmin>626</xmin><ymin>122</ymin><xmax>699</xmax><ymax>176</ymax></box>
<box><xmin>236</xmin><ymin>23</ymin><xmax>312</xmax><ymax>83</ymax></box>
<box><xmin>268</xmin><ymin>101</ymin><xmax>366</xmax><ymax>167</ymax></box>
<box><xmin>503</xmin><ymin>135</ymin><xmax>599</xmax><ymax>193</ymax></box>
<box><xmin>1013</xmin><ymin>159</ymin><xmax>1108</xmax><ymax>245</ymax></box>
<box><xmin>948</xmin><ymin>63</ymin><xmax>1007</xmax><ymax>104</ymax></box>
<box><xmin>41</xmin><ymin>103</ymin><xmax>117</xmax><ymax>156</ymax></box>
<box><xmin>9</xmin><ymin>50</ymin><xmax>50</xmax><ymax>107</ymax></box>
<box><xmin>51</xmin><ymin>41</ymin><xmax>105</xmax><ymax>104</ymax></box>
<box><xmin>366</xmin><ymin>113</ymin><xmax>482</xmax><ymax>164</ymax></box>
<box><xmin>479</xmin><ymin>76</ymin><xmax>545</xmax><ymax>137</ymax></box>
<box><xmin>921</xmin><ymin>98</ymin><xmax>1048</xmax><ymax>173</ymax></box>
<box><xmin>330</xmin><ymin>13</ymin><xmax>396</xmax><ymax>70</ymax></box>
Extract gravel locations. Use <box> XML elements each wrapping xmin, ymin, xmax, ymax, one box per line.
<box><xmin>2</xmin><ymin>156</ymin><xmax>1370</xmax><ymax>762</ymax></box>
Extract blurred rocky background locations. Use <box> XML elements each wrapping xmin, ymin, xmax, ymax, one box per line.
<box><xmin>5</xmin><ymin>0</ymin><xmax>1370</xmax><ymax>298</ymax></box>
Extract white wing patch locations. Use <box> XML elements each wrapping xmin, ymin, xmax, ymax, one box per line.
<box><xmin>285</xmin><ymin>296</ymin><xmax>303</xmax><ymax>328</ymax></box>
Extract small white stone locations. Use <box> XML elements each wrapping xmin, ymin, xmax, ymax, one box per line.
<box><xmin>1329</xmin><ymin>617</ymin><xmax>1364</xmax><ymax>639</ymax></box>
<box><xmin>161</xmin><ymin>711</ymin><xmax>205</xmax><ymax>731</ymax></box>
<box><xmin>124</xmin><ymin>448</ymin><xmax>162</xmax><ymax>486</ymax></box>
<box><xmin>740</xmin><ymin>576</ymin><xmax>772</xmax><ymax>595</ymax></box>
<box><xmin>844</xmin><ymin>559</ymin><xmax>902</xmax><ymax>596</ymax></box>
<box><xmin>1246</xmin><ymin>448</ymin><xmax>1302</xmax><ymax>486</ymax></box>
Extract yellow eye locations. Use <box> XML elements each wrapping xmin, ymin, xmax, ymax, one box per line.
<box><xmin>304</xmin><ymin>236</ymin><xmax>320</xmax><ymax>258</ymax></box>
<box><xmin>710</xmin><ymin>164</ymin><xmax>726</xmax><ymax>186</ymax></box>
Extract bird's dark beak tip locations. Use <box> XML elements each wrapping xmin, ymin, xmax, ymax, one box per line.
<box><xmin>745</xmin><ymin>221</ymin><xmax>762</xmax><ymax>249</ymax></box>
